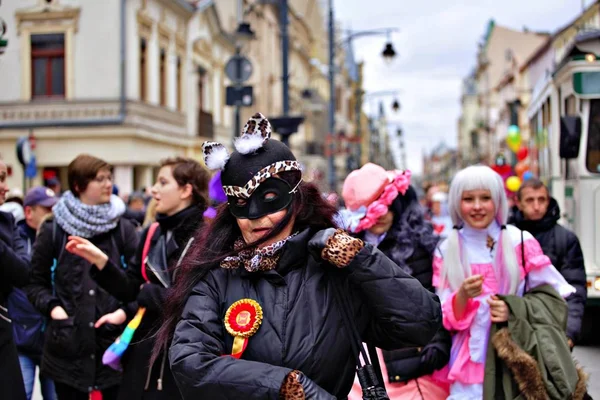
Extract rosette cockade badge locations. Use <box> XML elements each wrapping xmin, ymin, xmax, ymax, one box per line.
<box><xmin>224</xmin><ymin>299</ymin><xmax>263</xmax><ymax>359</ymax></box>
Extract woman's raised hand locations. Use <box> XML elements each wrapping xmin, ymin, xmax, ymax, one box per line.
<box><xmin>65</xmin><ymin>236</ymin><xmax>109</xmax><ymax>270</ymax></box>
<box><xmin>459</xmin><ymin>274</ymin><xmax>484</xmax><ymax>299</ymax></box>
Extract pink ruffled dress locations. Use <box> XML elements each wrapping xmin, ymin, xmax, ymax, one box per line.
<box><xmin>432</xmin><ymin>221</ymin><xmax>575</xmax><ymax>399</ymax></box>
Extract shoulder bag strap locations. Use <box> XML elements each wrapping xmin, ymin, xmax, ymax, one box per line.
<box><xmin>140</xmin><ymin>222</ymin><xmax>159</xmax><ymax>283</ymax></box>
<box><xmin>521</xmin><ymin>230</ymin><xmax>528</xmax><ymax>292</ymax></box>
<box><xmin>329</xmin><ymin>272</ymin><xmax>388</xmax><ymax>398</ymax></box>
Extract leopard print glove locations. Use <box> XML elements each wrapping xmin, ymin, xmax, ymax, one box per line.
<box><xmin>321</xmin><ymin>229</ymin><xmax>364</xmax><ymax>268</ymax></box>
<box><xmin>280</xmin><ymin>370</ymin><xmax>305</xmax><ymax>400</ymax></box>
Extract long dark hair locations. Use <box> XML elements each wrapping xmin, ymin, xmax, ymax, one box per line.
<box><xmin>151</xmin><ymin>175</ymin><xmax>337</xmax><ymax>363</ymax></box>
<box><xmin>384</xmin><ymin>186</ymin><xmax>439</xmax><ymax>270</ymax></box>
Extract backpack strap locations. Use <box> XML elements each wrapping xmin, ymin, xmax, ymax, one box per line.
<box><xmin>110</xmin><ymin>221</ymin><xmax>129</xmax><ymax>269</ymax></box>
<box><xmin>51</xmin><ymin>219</ymin><xmax>67</xmax><ymax>296</ymax></box>
<box><xmin>521</xmin><ymin>229</ymin><xmax>529</xmax><ymax>292</ymax></box>
<box><xmin>141</xmin><ymin>222</ymin><xmax>160</xmax><ymax>283</ymax></box>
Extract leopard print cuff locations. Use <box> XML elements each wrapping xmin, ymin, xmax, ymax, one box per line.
<box><xmin>280</xmin><ymin>370</ymin><xmax>305</xmax><ymax>400</ymax></box>
<box><xmin>321</xmin><ymin>229</ymin><xmax>364</xmax><ymax>268</ymax></box>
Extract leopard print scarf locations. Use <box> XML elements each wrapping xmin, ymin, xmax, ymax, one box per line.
<box><xmin>220</xmin><ymin>232</ymin><xmax>298</xmax><ymax>272</ymax></box>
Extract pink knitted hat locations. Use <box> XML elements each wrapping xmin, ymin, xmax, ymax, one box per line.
<box><xmin>341</xmin><ymin>163</ymin><xmax>411</xmax><ymax>232</ymax></box>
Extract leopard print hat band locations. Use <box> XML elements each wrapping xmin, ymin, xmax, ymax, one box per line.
<box><xmin>206</xmin><ymin>113</ymin><xmax>302</xmax><ymax>200</ymax></box>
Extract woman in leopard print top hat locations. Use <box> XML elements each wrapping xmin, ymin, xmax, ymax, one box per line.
<box><xmin>153</xmin><ymin>113</ymin><xmax>442</xmax><ymax>399</ymax></box>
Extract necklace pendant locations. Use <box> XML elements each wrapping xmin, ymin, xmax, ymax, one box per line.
<box><xmin>486</xmin><ymin>235</ymin><xmax>496</xmax><ymax>251</ymax></box>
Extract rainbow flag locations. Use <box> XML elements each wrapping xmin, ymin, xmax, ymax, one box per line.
<box><xmin>102</xmin><ymin>307</ymin><xmax>146</xmax><ymax>371</ymax></box>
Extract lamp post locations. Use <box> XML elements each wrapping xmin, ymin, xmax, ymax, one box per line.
<box><xmin>269</xmin><ymin>0</ymin><xmax>305</xmax><ymax>147</ymax></box>
<box><xmin>327</xmin><ymin>3</ymin><xmax>398</xmax><ymax>191</ymax></box>
<box><xmin>231</xmin><ymin>0</ymin><xmax>255</xmax><ymax>143</ymax></box>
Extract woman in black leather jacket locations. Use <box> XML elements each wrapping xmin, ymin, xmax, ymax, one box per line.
<box><xmin>341</xmin><ymin>163</ymin><xmax>451</xmax><ymax>398</ymax></box>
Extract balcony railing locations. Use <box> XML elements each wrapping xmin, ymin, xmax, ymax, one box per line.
<box><xmin>198</xmin><ymin>110</ymin><xmax>213</xmax><ymax>139</ymax></box>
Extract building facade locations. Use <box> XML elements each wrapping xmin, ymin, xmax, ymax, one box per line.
<box><xmin>458</xmin><ymin>20</ymin><xmax>549</xmax><ymax>165</ymax></box>
<box><xmin>0</xmin><ymin>0</ymin><xmax>234</xmax><ymax>195</ymax></box>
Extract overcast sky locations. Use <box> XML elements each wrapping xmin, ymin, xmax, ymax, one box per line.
<box><xmin>332</xmin><ymin>0</ymin><xmax>589</xmax><ymax>174</ymax></box>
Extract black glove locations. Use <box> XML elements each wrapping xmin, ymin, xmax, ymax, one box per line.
<box><xmin>419</xmin><ymin>345</ymin><xmax>445</xmax><ymax>375</ymax></box>
<box><xmin>137</xmin><ymin>283</ymin><xmax>166</xmax><ymax>313</ymax></box>
<box><xmin>307</xmin><ymin>228</ymin><xmax>337</xmax><ymax>261</ymax></box>
<box><xmin>296</xmin><ymin>372</ymin><xmax>336</xmax><ymax>400</ymax></box>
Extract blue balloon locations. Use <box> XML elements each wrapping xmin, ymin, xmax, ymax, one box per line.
<box><xmin>523</xmin><ymin>171</ymin><xmax>534</xmax><ymax>181</ymax></box>
<box><xmin>508</xmin><ymin>125</ymin><xmax>520</xmax><ymax>135</ymax></box>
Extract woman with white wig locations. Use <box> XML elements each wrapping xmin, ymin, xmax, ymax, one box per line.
<box><xmin>432</xmin><ymin>165</ymin><xmax>576</xmax><ymax>399</ymax></box>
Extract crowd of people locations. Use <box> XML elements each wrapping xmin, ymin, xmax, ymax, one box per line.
<box><xmin>0</xmin><ymin>112</ymin><xmax>592</xmax><ymax>400</ymax></box>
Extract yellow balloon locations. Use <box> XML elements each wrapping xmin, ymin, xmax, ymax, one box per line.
<box><xmin>507</xmin><ymin>141</ymin><xmax>520</xmax><ymax>153</ymax></box>
<box><xmin>506</xmin><ymin>176</ymin><xmax>521</xmax><ymax>192</ymax></box>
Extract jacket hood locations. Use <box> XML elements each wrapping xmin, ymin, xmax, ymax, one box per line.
<box><xmin>512</xmin><ymin>197</ymin><xmax>561</xmax><ymax>233</ymax></box>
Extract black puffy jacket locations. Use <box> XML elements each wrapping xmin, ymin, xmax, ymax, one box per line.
<box><xmin>0</xmin><ymin>211</ymin><xmax>30</xmax><ymax>400</ymax></box>
<box><xmin>26</xmin><ymin>218</ymin><xmax>138</xmax><ymax>393</ymax></box>
<box><xmin>511</xmin><ymin>198</ymin><xmax>587</xmax><ymax>342</ymax></box>
<box><xmin>170</xmin><ymin>228</ymin><xmax>442</xmax><ymax>399</ymax></box>
<box><xmin>366</xmin><ymin>231</ymin><xmax>451</xmax><ymax>383</ymax></box>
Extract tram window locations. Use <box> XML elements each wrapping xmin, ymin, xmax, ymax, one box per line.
<box><xmin>587</xmin><ymin>99</ymin><xmax>600</xmax><ymax>173</ymax></box>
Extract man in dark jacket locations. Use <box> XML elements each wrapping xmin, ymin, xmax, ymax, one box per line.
<box><xmin>0</xmin><ymin>160</ymin><xmax>31</xmax><ymax>400</ymax></box>
<box><xmin>511</xmin><ymin>178</ymin><xmax>586</xmax><ymax>348</ymax></box>
<box><xmin>7</xmin><ymin>186</ymin><xmax>58</xmax><ymax>400</ymax></box>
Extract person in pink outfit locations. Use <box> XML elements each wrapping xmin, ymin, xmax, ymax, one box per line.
<box><xmin>432</xmin><ymin>165</ymin><xmax>575</xmax><ymax>399</ymax></box>
<box><xmin>342</xmin><ymin>163</ymin><xmax>450</xmax><ymax>400</ymax></box>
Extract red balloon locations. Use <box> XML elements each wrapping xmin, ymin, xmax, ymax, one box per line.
<box><xmin>516</xmin><ymin>147</ymin><xmax>529</xmax><ymax>161</ymax></box>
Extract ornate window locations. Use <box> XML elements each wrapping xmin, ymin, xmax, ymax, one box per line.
<box><xmin>31</xmin><ymin>33</ymin><xmax>65</xmax><ymax>98</ymax></box>
<box><xmin>16</xmin><ymin>2</ymin><xmax>79</xmax><ymax>100</ymax></box>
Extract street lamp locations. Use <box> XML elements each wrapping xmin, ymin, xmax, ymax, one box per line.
<box><xmin>0</xmin><ymin>18</ymin><xmax>8</xmax><ymax>55</ymax></box>
<box><xmin>327</xmin><ymin>1</ymin><xmax>399</xmax><ymax>191</ymax></box>
<box><xmin>382</xmin><ymin>43</ymin><xmax>397</xmax><ymax>63</ymax></box>
<box><xmin>235</xmin><ymin>21</ymin><xmax>255</xmax><ymax>46</ymax></box>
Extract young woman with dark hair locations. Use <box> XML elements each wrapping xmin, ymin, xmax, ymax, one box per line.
<box><xmin>26</xmin><ymin>154</ymin><xmax>139</xmax><ymax>400</ymax></box>
<box><xmin>65</xmin><ymin>157</ymin><xmax>210</xmax><ymax>400</ymax></box>
<box><xmin>341</xmin><ymin>163</ymin><xmax>451</xmax><ymax>399</ymax></box>
<box><xmin>152</xmin><ymin>113</ymin><xmax>442</xmax><ymax>400</ymax></box>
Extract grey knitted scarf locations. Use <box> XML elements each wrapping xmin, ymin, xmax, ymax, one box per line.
<box><xmin>53</xmin><ymin>191</ymin><xmax>126</xmax><ymax>238</ymax></box>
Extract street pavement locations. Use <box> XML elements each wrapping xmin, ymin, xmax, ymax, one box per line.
<box><xmin>574</xmin><ymin>345</ymin><xmax>600</xmax><ymax>398</ymax></box>
<box><xmin>31</xmin><ymin>344</ymin><xmax>600</xmax><ymax>399</ymax></box>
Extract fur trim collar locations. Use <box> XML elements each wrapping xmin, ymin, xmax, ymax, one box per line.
<box><xmin>492</xmin><ymin>328</ymin><xmax>588</xmax><ymax>400</ymax></box>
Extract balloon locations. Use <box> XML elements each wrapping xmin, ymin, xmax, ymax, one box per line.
<box><xmin>506</xmin><ymin>176</ymin><xmax>522</xmax><ymax>193</ymax></box>
<box><xmin>506</xmin><ymin>126</ymin><xmax>522</xmax><ymax>153</ymax></box>
<box><xmin>508</xmin><ymin>125</ymin><xmax>520</xmax><ymax>135</ymax></box>
<box><xmin>516</xmin><ymin>147</ymin><xmax>529</xmax><ymax>161</ymax></box>
<box><xmin>515</xmin><ymin>161</ymin><xmax>529</xmax><ymax>177</ymax></box>
<box><xmin>523</xmin><ymin>171</ymin><xmax>534</xmax><ymax>181</ymax></box>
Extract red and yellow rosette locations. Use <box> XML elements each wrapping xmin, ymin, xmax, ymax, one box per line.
<box><xmin>224</xmin><ymin>299</ymin><xmax>263</xmax><ymax>359</ymax></box>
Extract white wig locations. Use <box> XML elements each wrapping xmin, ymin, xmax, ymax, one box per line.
<box><xmin>441</xmin><ymin>165</ymin><xmax>520</xmax><ymax>294</ymax></box>
<box><xmin>448</xmin><ymin>165</ymin><xmax>508</xmax><ymax>227</ymax></box>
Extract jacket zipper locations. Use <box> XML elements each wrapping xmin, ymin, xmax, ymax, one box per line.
<box><xmin>145</xmin><ymin>258</ymin><xmax>170</xmax><ymax>288</ymax></box>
